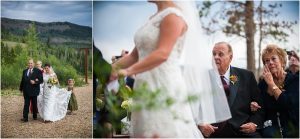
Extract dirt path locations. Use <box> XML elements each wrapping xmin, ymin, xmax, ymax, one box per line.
<box><xmin>1</xmin><ymin>80</ymin><xmax>93</xmax><ymax>138</ymax></box>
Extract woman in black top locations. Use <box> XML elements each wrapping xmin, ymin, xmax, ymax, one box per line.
<box><xmin>258</xmin><ymin>45</ymin><xmax>299</xmax><ymax>138</ymax></box>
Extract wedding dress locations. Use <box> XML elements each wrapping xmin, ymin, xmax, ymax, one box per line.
<box><xmin>37</xmin><ymin>72</ymin><xmax>71</xmax><ymax>122</ymax></box>
<box><xmin>130</xmin><ymin>7</ymin><xmax>203</xmax><ymax>137</ymax></box>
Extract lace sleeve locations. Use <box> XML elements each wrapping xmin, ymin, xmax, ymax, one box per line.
<box><xmin>152</xmin><ymin>7</ymin><xmax>186</xmax><ymax>28</ymax></box>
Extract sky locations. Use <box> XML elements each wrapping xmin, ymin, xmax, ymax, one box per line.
<box><xmin>94</xmin><ymin>1</ymin><xmax>155</xmax><ymax>62</ymax></box>
<box><xmin>1</xmin><ymin>1</ymin><xmax>92</xmax><ymax>27</ymax></box>
<box><xmin>94</xmin><ymin>1</ymin><xmax>299</xmax><ymax>69</ymax></box>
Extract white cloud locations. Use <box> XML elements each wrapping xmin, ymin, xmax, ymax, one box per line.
<box><xmin>1</xmin><ymin>1</ymin><xmax>92</xmax><ymax>27</ymax></box>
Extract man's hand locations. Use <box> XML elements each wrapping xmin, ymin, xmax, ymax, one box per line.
<box><xmin>250</xmin><ymin>101</ymin><xmax>261</xmax><ymax>112</ymax></box>
<box><xmin>240</xmin><ymin>122</ymin><xmax>257</xmax><ymax>134</ymax></box>
<box><xmin>30</xmin><ymin>80</ymin><xmax>35</xmax><ymax>84</ymax></box>
<box><xmin>198</xmin><ymin>124</ymin><xmax>218</xmax><ymax>137</ymax></box>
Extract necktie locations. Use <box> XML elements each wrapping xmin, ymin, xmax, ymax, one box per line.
<box><xmin>220</xmin><ymin>76</ymin><xmax>230</xmax><ymax>97</ymax></box>
<box><xmin>27</xmin><ymin>68</ymin><xmax>32</xmax><ymax>77</ymax></box>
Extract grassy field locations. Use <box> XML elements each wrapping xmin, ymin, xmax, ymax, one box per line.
<box><xmin>1</xmin><ymin>89</ymin><xmax>22</xmax><ymax>96</ymax></box>
<box><xmin>2</xmin><ymin>41</ymin><xmax>27</xmax><ymax>48</ymax></box>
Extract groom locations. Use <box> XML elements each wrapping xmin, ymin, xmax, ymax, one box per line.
<box><xmin>199</xmin><ymin>42</ymin><xmax>264</xmax><ymax>137</ymax></box>
<box><xmin>19</xmin><ymin>59</ymin><xmax>43</xmax><ymax>122</ymax></box>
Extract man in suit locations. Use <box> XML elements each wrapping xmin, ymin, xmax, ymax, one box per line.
<box><xmin>198</xmin><ymin>42</ymin><xmax>265</xmax><ymax>137</ymax></box>
<box><xmin>19</xmin><ymin>59</ymin><xmax>43</xmax><ymax>122</ymax></box>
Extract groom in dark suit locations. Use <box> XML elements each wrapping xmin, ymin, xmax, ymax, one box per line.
<box><xmin>19</xmin><ymin>59</ymin><xmax>43</xmax><ymax>122</ymax></box>
<box><xmin>199</xmin><ymin>42</ymin><xmax>264</xmax><ymax>137</ymax></box>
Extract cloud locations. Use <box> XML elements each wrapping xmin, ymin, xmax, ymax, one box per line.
<box><xmin>1</xmin><ymin>1</ymin><xmax>92</xmax><ymax>27</ymax></box>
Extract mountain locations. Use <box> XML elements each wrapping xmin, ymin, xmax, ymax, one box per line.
<box><xmin>1</xmin><ymin>17</ymin><xmax>92</xmax><ymax>48</ymax></box>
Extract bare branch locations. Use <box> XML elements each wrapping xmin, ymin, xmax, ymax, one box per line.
<box><xmin>227</xmin><ymin>1</ymin><xmax>245</xmax><ymax>6</ymax></box>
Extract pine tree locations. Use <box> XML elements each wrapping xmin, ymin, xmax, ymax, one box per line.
<box><xmin>25</xmin><ymin>23</ymin><xmax>40</xmax><ymax>59</ymax></box>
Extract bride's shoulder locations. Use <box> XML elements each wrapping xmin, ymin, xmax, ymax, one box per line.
<box><xmin>163</xmin><ymin>7</ymin><xmax>183</xmax><ymax>16</ymax></box>
<box><xmin>159</xmin><ymin>7</ymin><xmax>185</xmax><ymax>22</ymax></box>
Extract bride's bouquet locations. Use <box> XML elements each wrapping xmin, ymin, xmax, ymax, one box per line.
<box><xmin>48</xmin><ymin>76</ymin><xmax>58</xmax><ymax>87</ymax></box>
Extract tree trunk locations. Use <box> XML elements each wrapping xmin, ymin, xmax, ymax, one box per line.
<box><xmin>244</xmin><ymin>1</ymin><xmax>256</xmax><ymax>73</ymax></box>
<box><xmin>257</xmin><ymin>0</ymin><xmax>263</xmax><ymax>78</ymax></box>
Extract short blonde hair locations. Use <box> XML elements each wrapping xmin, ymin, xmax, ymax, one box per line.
<box><xmin>36</xmin><ymin>60</ymin><xmax>42</xmax><ymax>65</ymax></box>
<box><xmin>262</xmin><ymin>44</ymin><xmax>287</xmax><ymax>68</ymax></box>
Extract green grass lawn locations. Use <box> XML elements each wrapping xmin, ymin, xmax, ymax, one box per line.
<box><xmin>1</xmin><ymin>89</ymin><xmax>22</xmax><ymax>96</ymax></box>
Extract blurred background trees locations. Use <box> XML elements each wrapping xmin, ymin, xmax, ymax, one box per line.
<box><xmin>199</xmin><ymin>1</ymin><xmax>297</xmax><ymax>76</ymax></box>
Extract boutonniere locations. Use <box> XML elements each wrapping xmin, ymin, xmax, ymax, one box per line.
<box><xmin>229</xmin><ymin>75</ymin><xmax>238</xmax><ymax>85</ymax></box>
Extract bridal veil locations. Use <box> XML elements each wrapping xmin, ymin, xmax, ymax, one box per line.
<box><xmin>174</xmin><ymin>1</ymin><xmax>231</xmax><ymax>125</ymax></box>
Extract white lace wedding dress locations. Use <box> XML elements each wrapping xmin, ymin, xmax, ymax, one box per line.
<box><xmin>130</xmin><ymin>7</ymin><xmax>203</xmax><ymax>137</ymax></box>
<box><xmin>37</xmin><ymin>73</ymin><xmax>71</xmax><ymax>122</ymax></box>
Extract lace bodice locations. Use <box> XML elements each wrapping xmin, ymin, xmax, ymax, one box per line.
<box><xmin>134</xmin><ymin>7</ymin><xmax>186</xmax><ymax>67</ymax></box>
<box><xmin>131</xmin><ymin>7</ymin><xmax>202</xmax><ymax>137</ymax></box>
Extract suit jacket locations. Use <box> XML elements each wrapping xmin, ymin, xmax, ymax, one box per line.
<box><xmin>19</xmin><ymin>67</ymin><xmax>43</xmax><ymax>96</ymax></box>
<box><xmin>227</xmin><ymin>66</ymin><xmax>265</xmax><ymax>131</ymax></box>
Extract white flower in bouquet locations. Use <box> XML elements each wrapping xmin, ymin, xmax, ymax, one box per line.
<box><xmin>121</xmin><ymin>99</ymin><xmax>132</xmax><ymax>111</ymax></box>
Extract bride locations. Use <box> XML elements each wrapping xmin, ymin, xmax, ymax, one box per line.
<box><xmin>37</xmin><ymin>63</ymin><xmax>71</xmax><ymax>122</ymax></box>
<box><xmin>110</xmin><ymin>1</ymin><xmax>231</xmax><ymax>137</ymax></box>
